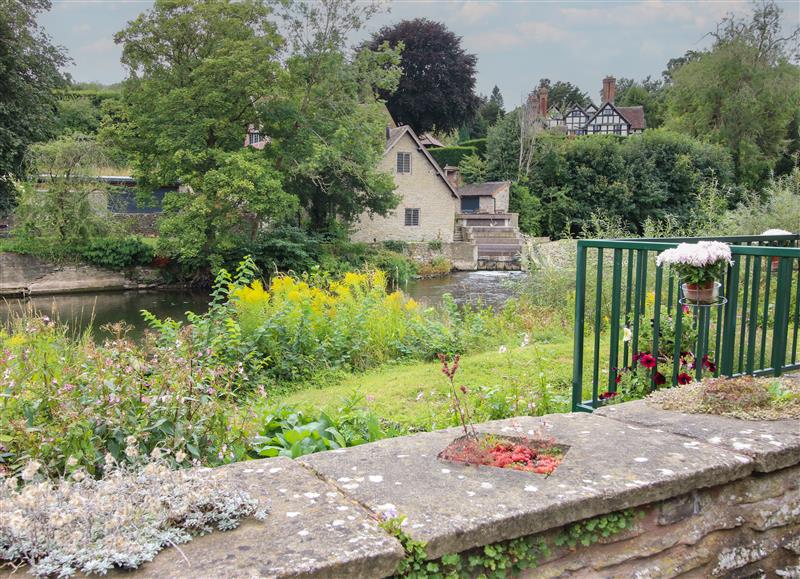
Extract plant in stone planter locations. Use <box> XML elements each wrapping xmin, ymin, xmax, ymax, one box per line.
<box><xmin>656</xmin><ymin>241</ymin><xmax>732</xmax><ymax>304</ymax></box>
<box><xmin>437</xmin><ymin>354</ymin><xmax>565</xmax><ymax>475</ymax></box>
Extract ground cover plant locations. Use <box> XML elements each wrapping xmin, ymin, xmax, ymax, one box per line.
<box><xmin>648</xmin><ymin>375</ymin><xmax>800</xmax><ymax>420</ymax></box>
<box><xmin>0</xmin><ymin>459</ymin><xmax>266</xmax><ymax>577</ymax></box>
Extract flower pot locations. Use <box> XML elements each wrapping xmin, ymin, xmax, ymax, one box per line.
<box><xmin>682</xmin><ymin>281</ymin><xmax>720</xmax><ymax>304</ymax></box>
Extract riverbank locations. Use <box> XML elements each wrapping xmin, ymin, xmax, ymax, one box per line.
<box><xmin>0</xmin><ymin>251</ymin><xmax>163</xmax><ymax>296</ymax></box>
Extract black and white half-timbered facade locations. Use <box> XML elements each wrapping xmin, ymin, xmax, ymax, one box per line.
<box><xmin>535</xmin><ymin>76</ymin><xmax>645</xmax><ymax>137</ymax></box>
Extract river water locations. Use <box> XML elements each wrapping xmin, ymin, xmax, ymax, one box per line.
<box><xmin>1</xmin><ymin>271</ymin><xmax>525</xmax><ymax>339</ymax></box>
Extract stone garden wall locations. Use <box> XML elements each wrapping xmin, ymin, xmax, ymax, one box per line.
<box><xmin>0</xmin><ymin>252</ymin><xmax>161</xmax><ymax>296</ymax></box>
<box><xmin>113</xmin><ymin>401</ymin><xmax>799</xmax><ymax>578</ymax></box>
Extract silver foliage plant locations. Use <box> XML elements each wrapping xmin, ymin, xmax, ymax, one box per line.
<box><xmin>0</xmin><ymin>457</ymin><xmax>268</xmax><ymax>577</ymax></box>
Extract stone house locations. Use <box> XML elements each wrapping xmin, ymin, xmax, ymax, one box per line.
<box><xmin>350</xmin><ymin>125</ymin><xmax>461</xmax><ymax>243</ymax></box>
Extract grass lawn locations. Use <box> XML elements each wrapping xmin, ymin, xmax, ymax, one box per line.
<box><xmin>278</xmin><ymin>334</ymin><xmax>578</xmax><ymax>430</ymax></box>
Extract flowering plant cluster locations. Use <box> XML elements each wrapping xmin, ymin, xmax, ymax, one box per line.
<box><xmin>655</xmin><ymin>241</ymin><xmax>733</xmax><ymax>285</ymax></box>
<box><xmin>0</xmin><ymin>317</ymin><xmax>252</xmax><ymax>480</ymax></box>
<box><xmin>0</xmin><ymin>458</ymin><xmax>266</xmax><ymax>577</ymax></box>
<box><xmin>609</xmin><ymin>350</ymin><xmax>716</xmax><ymax>403</ymax></box>
<box><xmin>216</xmin><ymin>257</ymin><xmax>494</xmax><ymax>381</ymax></box>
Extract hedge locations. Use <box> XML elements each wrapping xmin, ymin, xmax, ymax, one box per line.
<box><xmin>459</xmin><ymin>138</ymin><xmax>488</xmax><ymax>157</ymax></box>
<box><xmin>428</xmin><ymin>146</ymin><xmax>477</xmax><ymax>168</ymax></box>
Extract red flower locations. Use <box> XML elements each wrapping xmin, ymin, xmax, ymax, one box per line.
<box><xmin>653</xmin><ymin>371</ymin><xmax>666</xmax><ymax>385</ymax></box>
<box><xmin>702</xmin><ymin>355</ymin><xmax>717</xmax><ymax>373</ymax></box>
<box><xmin>678</xmin><ymin>372</ymin><xmax>693</xmax><ymax>385</ymax></box>
<box><xmin>640</xmin><ymin>354</ymin><xmax>656</xmax><ymax>368</ymax></box>
<box><xmin>615</xmin><ymin>374</ymin><xmax>621</xmax><ymax>384</ymax></box>
<box><xmin>599</xmin><ymin>391</ymin><xmax>618</xmax><ymax>400</ymax></box>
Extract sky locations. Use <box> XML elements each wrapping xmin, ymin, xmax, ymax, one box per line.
<box><xmin>40</xmin><ymin>0</ymin><xmax>800</xmax><ymax>106</ymax></box>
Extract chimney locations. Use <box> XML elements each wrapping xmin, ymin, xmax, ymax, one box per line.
<box><xmin>444</xmin><ymin>166</ymin><xmax>462</xmax><ymax>188</ymax></box>
<box><xmin>538</xmin><ymin>87</ymin><xmax>549</xmax><ymax>116</ymax></box>
<box><xmin>602</xmin><ymin>76</ymin><xmax>616</xmax><ymax>104</ymax></box>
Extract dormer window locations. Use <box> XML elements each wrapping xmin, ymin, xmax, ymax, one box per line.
<box><xmin>248</xmin><ymin>131</ymin><xmax>263</xmax><ymax>146</ymax></box>
<box><xmin>396</xmin><ymin>152</ymin><xmax>411</xmax><ymax>174</ymax></box>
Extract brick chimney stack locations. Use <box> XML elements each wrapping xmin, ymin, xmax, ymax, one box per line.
<box><xmin>538</xmin><ymin>87</ymin><xmax>549</xmax><ymax>116</ymax></box>
<box><xmin>602</xmin><ymin>76</ymin><xmax>616</xmax><ymax>104</ymax></box>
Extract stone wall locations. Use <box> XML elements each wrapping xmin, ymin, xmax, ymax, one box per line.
<box><xmin>351</xmin><ymin>132</ymin><xmax>458</xmax><ymax>244</ymax></box>
<box><xmin>0</xmin><ymin>252</ymin><xmax>162</xmax><ymax>296</ymax></box>
<box><xmin>117</xmin><ymin>400</ymin><xmax>799</xmax><ymax>578</ymax></box>
<box><xmin>404</xmin><ymin>241</ymin><xmax>478</xmax><ymax>271</ymax></box>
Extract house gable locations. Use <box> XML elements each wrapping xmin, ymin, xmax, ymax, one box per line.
<box><xmin>585</xmin><ymin>102</ymin><xmax>631</xmax><ymax>136</ymax></box>
<box><xmin>351</xmin><ymin>129</ymin><xmax>458</xmax><ymax>243</ymax></box>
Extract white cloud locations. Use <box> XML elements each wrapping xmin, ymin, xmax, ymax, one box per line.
<box><xmin>458</xmin><ymin>1</ymin><xmax>499</xmax><ymax>23</ymax></box>
<box><xmin>560</xmin><ymin>1</ymin><xmax>749</xmax><ymax>29</ymax></box>
<box><xmin>467</xmin><ymin>20</ymin><xmax>572</xmax><ymax>51</ymax></box>
<box><xmin>71</xmin><ymin>23</ymin><xmax>92</xmax><ymax>34</ymax></box>
<box><xmin>515</xmin><ymin>21</ymin><xmax>570</xmax><ymax>42</ymax></box>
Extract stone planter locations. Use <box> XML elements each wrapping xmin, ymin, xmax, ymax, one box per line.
<box><xmin>438</xmin><ymin>433</ymin><xmax>567</xmax><ymax>475</ymax></box>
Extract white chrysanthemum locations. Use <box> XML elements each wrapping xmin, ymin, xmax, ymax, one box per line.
<box><xmin>498</xmin><ymin>345</ymin><xmax>507</xmax><ymax>354</ymax></box>
<box><xmin>174</xmin><ymin>451</ymin><xmax>187</xmax><ymax>463</ymax></box>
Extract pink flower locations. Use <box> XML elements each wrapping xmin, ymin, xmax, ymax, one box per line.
<box><xmin>640</xmin><ymin>354</ymin><xmax>657</xmax><ymax>369</ymax></box>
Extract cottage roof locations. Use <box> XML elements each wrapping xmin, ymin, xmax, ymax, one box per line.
<box><xmin>457</xmin><ymin>181</ymin><xmax>510</xmax><ymax>198</ymax></box>
<box><xmin>586</xmin><ymin>102</ymin><xmax>646</xmax><ymax>131</ymax></box>
<box><xmin>419</xmin><ymin>132</ymin><xmax>445</xmax><ymax>148</ymax></box>
<box><xmin>384</xmin><ymin>125</ymin><xmax>459</xmax><ymax>198</ymax></box>
<box><xmin>616</xmin><ymin>106</ymin><xmax>646</xmax><ymax>130</ymax></box>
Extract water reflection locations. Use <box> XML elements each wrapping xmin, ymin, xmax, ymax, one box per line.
<box><xmin>1</xmin><ymin>290</ymin><xmax>210</xmax><ymax>340</ymax></box>
<box><xmin>1</xmin><ymin>271</ymin><xmax>525</xmax><ymax>338</ymax></box>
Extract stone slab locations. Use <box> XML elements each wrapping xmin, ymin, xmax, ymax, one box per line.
<box><xmin>301</xmin><ymin>413</ymin><xmax>755</xmax><ymax>560</ymax></box>
<box><xmin>595</xmin><ymin>400</ymin><xmax>800</xmax><ymax>472</ymax></box>
<box><xmin>118</xmin><ymin>457</ymin><xmax>404</xmax><ymax>579</ymax></box>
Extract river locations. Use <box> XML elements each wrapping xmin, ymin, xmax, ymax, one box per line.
<box><xmin>0</xmin><ymin>271</ymin><xmax>525</xmax><ymax>339</ymax></box>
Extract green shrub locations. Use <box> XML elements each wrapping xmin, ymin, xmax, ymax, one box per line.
<box><xmin>427</xmin><ymin>239</ymin><xmax>443</xmax><ymax>251</ymax></box>
<box><xmin>459</xmin><ymin>138</ymin><xmax>488</xmax><ymax>156</ymax></box>
<box><xmin>382</xmin><ymin>239</ymin><xmax>408</xmax><ymax>253</ymax></box>
<box><xmin>368</xmin><ymin>249</ymin><xmax>418</xmax><ymax>286</ymax></box>
<box><xmin>77</xmin><ymin>236</ymin><xmax>155</xmax><ymax>269</ymax></box>
<box><xmin>251</xmin><ymin>394</ymin><xmax>393</xmax><ymax>458</ymax></box>
<box><xmin>428</xmin><ymin>145</ymin><xmax>477</xmax><ymax>168</ymax></box>
<box><xmin>245</xmin><ymin>226</ymin><xmax>323</xmax><ymax>274</ymax></box>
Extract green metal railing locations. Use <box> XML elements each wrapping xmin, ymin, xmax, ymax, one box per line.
<box><xmin>571</xmin><ymin>234</ymin><xmax>800</xmax><ymax>412</ymax></box>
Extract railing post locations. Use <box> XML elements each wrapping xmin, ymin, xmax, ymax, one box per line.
<box><xmin>572</xmin><ymin>242</ymin><xmax>588</xmax><ymax>411</ymax></box>
<box><xmin>720</xmin><ymin>256</ymin><xmax>740</xmax><ymax>376</ymax></box>
<box><xmin>771</xmin><ymin>257</ymin><xmax>793</xmax><ymax>376</ymax></box>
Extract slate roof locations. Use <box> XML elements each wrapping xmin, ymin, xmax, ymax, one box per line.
<box><xmin>458</xmin><ymin>181</ymin><xmax>510</xmax><ymax>198</ymax></box>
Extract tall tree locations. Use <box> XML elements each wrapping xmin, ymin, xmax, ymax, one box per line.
<box><xmin>263</xmin><ymin>0</ymin><xmax>402</xmax><ymax>230</ymax></box>
<box><xmin>536</xmin><ymin>79</ymin><xmax>590</xmax><ymax>110</ymax></box>
<box><xmin>615</xmin><ymin>76</ymin><xmax>667</xmax><ymax>128</ymax></box>
<box><xmin>459</xmin><ymin>86</ymin><xmax>505</xmax><ymax>140</ymax></box>
<box><xmin>665</xmin><ymin>1</ymin><xmax>800</xmax><ymax>186</ymax></box>
<box><xmin>0</xmin><ymin>0</ymin><xmax>68</xmax><ymax>216</ymax></box>
<box><xmin>14</xmin><ymin>135</ymin><xmax>110</xmax><ymax>242</ymax></box>
<box><xmin>111</xmin><ymin>0</ymin><xmax>296</xmax><ymax>268</ymax></box>
<box><xmin>368</xmin><ymin>18</ymin><xmax>479</xmax><ymax>134</ymax></box>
